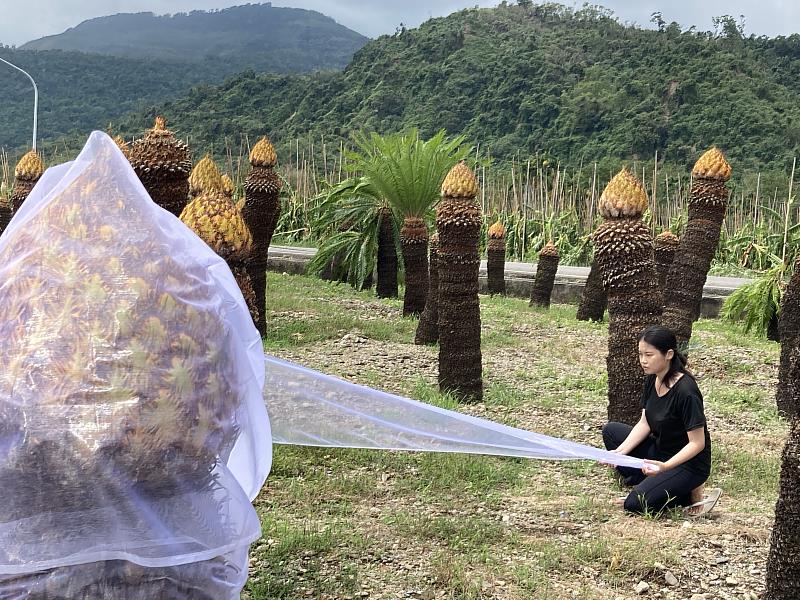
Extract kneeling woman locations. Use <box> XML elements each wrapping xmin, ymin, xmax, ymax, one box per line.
<box><xmin>602</xmin><ymin>325</ymin><xmax>714</xmax><ymax>516</ymax></box>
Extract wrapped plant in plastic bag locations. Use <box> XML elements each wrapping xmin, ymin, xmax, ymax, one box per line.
<box><xmin>0</xmin><ymin>132</ymin><xmax>271</xmax><ymax>599</ymax></box>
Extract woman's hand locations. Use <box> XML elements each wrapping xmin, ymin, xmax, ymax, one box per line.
<box><xmin>599</xmin><ymin>448</ymin><xmax>624</xmax><ymax>467</ymax></box>
<box><xmin>642</xmin><ymin>460</ymin><xmax>669</xmax><ymax>476</ymax></box>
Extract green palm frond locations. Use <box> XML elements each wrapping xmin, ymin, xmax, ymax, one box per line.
<box><xmin>720</xmin><ymin>262</ymin><xmax>786</xmax><ymax>338</ymax></box>
<box><xmin>350</xmin><ymin>129</ymin><xmax>471</xmax><ymax>219</ymax></box>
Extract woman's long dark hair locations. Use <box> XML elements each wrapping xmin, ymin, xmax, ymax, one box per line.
<box><xmin>638</xmin><ymin>325</ymin><xmax>692</xmax><ymax>387</ymax></box>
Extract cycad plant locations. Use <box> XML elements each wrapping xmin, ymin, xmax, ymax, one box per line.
<box><xmin>437</xmin><ymin>162</ymin><xmax>483</xmax><ymax>402</ymax></box>
<box><xmin>593</xmin><ymin>168</ymin><xmax>662</xmax><ymax>426</ymax></box>
<box><xmin>307</xmin><ymin>177</ymin><xmax>391</xmax><ymax>291</ymax></box>
<box><xmin>765</xmin><ymin>419</ymin><xmax>800</xmax><ymax>599</ymax></box>
<box><xmin>415</xmin><ymin>233</ymin><xmax>439</xmax><ymax>345</ymax></box>
<box><xmin>721</xmin><ymin>260</ymin><xmax>784</xmax><ymax>343</ymax></box>
<box><xmin>486</xmin><ymin>220</ymin><xmax>506</xmax><ymax>295</ymax></box>
<box><xmin>11</xmin><ymin>150</ymin><xmax>44</xmax><ymax>212</ymax></box>
<box><xmin>128</xmin><ymin>117</ymin><xmax>192</xmax><ymax>217</ymax></box>
<box><xmin>663</xmin><ymin>147</ymin><xmax>731</xmax><ymax>344</ymax></box>
<box><xmin>530</xmin><ymin>240</ymin><xmax>560</xmax><ymax>308</ymax></box>
<box><xmin>576</xmin><ymin>255</ymin><xmax>607</xmax><ymax>322</ymax></box>
<box><xmin>352</xmin><ymin>130</ymin><xmax>469</xmax><ymax>316</ymax></box>
<box><xmin>777</xmin><ymin>258</ymin><xmax>800</xmax><ymax>418</ymax></box>
<box><xmin>241</xmin><ymin>137</ymin><xmax>283</xmax><ymax>336</ymax></box>
<box><xmin>654</xmin><ymin>230</ymin><xmax>679</xmax><ymax>299</ymax></box>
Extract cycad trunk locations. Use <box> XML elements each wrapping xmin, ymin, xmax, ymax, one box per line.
<box><xmin>10</xmin><ymin>179</ymin><xmax>37</xmax><ymax>212</ymax></box>
<box><xmin>242</xmin><ymin>165</ymin><xmax>282</xmax><ymax>336</ymax></box>
<box><xmin>0</xmin><ymin>198</ymin><xmax>12</xmax><ymax>235</ymax></box>
<box><xmin>437</xmin><ymin>163</ymin><xmax>483</xmax><ymax>402</ymax></box>
<box><xmin>487</xmin><ymin>237</ymin><xmax>506</xmax><ymax>295</ymax></box>
<box><xmin>765</xmin><ymin>418</ymin><xmax>800</xmax><ymax>599</ymax></box>
<box><xmin>376</xmin><ymin>207</ymin><xmax>398</xmax><ymax>298</ymax></box>
<box><xmin>777</xmin><ymin>257</ymin><xmax>800</xmax><ymax>418</ymax></box>
<box><xmin>663</xmin><ymin>149</ymin><xmax>731</xmax><ymax>344</ymax></box>
<box><xmin>400</xmin><ymin>216</ymin><xmax>429</xmax><ymax>317</ymax></box>
<box><xmin>576</xmin><ymin>258</ymin><xmax>607</xmax><ymax>322</ymax></box>
<box><xmin>415</xmin><ymin>235</ymin><xmax>439</xmax><ymax>345</ymax></box>
<box><xmin>594</xmin><ymin>169</ymin><xmax>663</xmax><ymax>426</ymax></box>
<box><xmin>530</xmin><ymin>244</ymin><xmax>559</xmax><ymax>308</ymax></box>
<box><xmin>232</xmin><ymin>264</ymin><xmax>260</xmax><ymax>328</ymax></box>
<box><xmin>654</xmin><ymin>232</ymin><xmax>679</xmax><ymax>302</ymax></box>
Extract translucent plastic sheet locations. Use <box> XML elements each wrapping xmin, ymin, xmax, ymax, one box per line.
<box><xmin>265</xmin><ymin>356</ymin><xmax>646</xmax><ymax>470</ymax></box>
<box><xmin>0</xmin><ymin>133</ymin><xmax>271</xmax><ymax>593</ymax></box>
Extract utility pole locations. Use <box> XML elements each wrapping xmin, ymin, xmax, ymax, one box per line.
<box><xmin>0</xmin><ymin>57</ymin><xmax>39</xmax><ymax>150</ymax></box>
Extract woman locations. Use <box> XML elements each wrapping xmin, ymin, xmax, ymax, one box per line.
<box><xmin>602</xmin><ymin>325</ymin><xmax>719</xmax><ymax>516</ymax></box>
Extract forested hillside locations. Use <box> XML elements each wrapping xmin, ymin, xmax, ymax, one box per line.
<box><xmin>115</xmin><ymin>3</ymin><xmax>800</xmax><ymax>176</ymax></box>
<box><xmin>0</xmin><ymin>4</ymin><xmax>367</xmax><ymax>150</ymax></box>
<box><xmin>20</xmin><ymin>4</ymin><xmax>367</xmax><ymax>73</ymax></box>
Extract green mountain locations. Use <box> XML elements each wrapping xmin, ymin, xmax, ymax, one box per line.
<box><xmin>0</xmin><ymin>4</ymin><xmax>367</xmax><ymax>151</ymax></box>
<box><xmin>115</xmin><ymin>3</ymin><xmax>800</xmax><ymax>176</ymax></box>
<box><xmin>20</xmin><ymin>4</ymin><xmax>368</xmax><ymax>74</ymax></box>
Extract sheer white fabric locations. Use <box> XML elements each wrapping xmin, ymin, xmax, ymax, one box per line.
<box><xmin>265</xmin><ymin>355</ymin><xmax>645</xmax><ymax>470</ymax></box>
<box><xmin>0</xmin><ymin>133</ymin><xmax>270</xmax><ymax>595</ymax></box>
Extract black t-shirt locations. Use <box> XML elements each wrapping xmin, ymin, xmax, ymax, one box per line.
<box><xmin>641</xmin><ymin>374</ymin><xmax>711</xmax><ymax>475</ymax></box>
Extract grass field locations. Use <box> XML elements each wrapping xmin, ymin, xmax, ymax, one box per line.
<box><xmin>245</xmin><ymin>272</ymin><xmax>783</xmax><ymax>599</ymax></box>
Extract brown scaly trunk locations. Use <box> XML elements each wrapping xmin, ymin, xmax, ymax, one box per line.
<box><xmin>376</xmin><ymin>207</ymin><xmax>399</xmax><ymax>298</ymax></box>
<box><xmin>654</xmin><ymin>230</ymin><xmax>679</xmax><ymax>303</ymax></box>
<box><xmin>0</xmin><ymin>197</ymin><xmax>13</xmax><ymax>235</ymax></box>
<box><xmin>594</xmin><ymin>169</ymin><xmax>663</xmax><ymax>426</ymax></box>
<box><xmin>400</xmin><ymin>216</ymin><xmax>429</xmax><ymax>317</ymax></box>
<box><xmin>777</xmin><ymin>257</ymin><xmax>800</xmax><ymax>418</ymax></box>
<box><xmin>232</xmin><ymin>264</ymin><xmax>260</xmax><ymax>328</ymax></box>
<box><xmin>576</xmin><ymin>257</ymin><xmax>607</xmax><ymax>322</ymax></box>
<box><xmin>10</xmin><ymin>150</ymin><xmax>44</xmax><ymax>213</ymax></box>
<box><xmin>765</xmin><ymin>418</ymin><xmax>800</xmax><ymax>599</ymax></box>
<box><xmin>769</xmin><ymin>313</ymin><xmax>781</xmax><ymax>343</ymax></box>
<box><xmin>662</xmin><ymin>148</ymin><xmax>731</xmax><ymax>345</ymax></box>
<box><xmin>242</xmin><ymin>137</ymin><xmax>283</xmax><ymax>336</ymax></box>
<box><xmin>437</xmin><ymin>162</ymin><xmax>483</xmax><ymax>402</ymax></box>
<box><xmin>487</xmin><ymin>221</ymin><xmax>506</xmax><ymax>295</ymax></box>
<box><xmin>530</xmin><ymin>242</ymin><xmax>559</xmax><ymax>308</ymax></box>
<box><xmin>415</xmin><ymin>233</ymin><xmax>439</xmax><ymax>345</ymax></box>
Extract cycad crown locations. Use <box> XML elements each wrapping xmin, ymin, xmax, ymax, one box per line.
<box><xmin>189</xmin><ymin>154</ymin><xmax>225</xmax><ymax>197</ymax></box>
<box><xmin>598</xmin><ymin>168</ymin><xmax>648</xmax><ymax>219</ymax></box>
<box><xmin>221</xmin><ymin>174</ymin><xmax>235</xmax><ymax>198</ymax></box>
<box><xmin>250</xmin><ymin>137</ymin><xmax>277</xmax><ymax>168</ymax></box>
<box><xmin>441</xmin><ymin>161</ymin><xmax>478</xmax><ymax>198</ymax></box>
<box><xmin>14</xmin><ymin>150</ymin><xmax>44</xmax><ymax>181</ymax></box>
<box><xmin>655</xmin><ymin>230</ymin><xmax>679</xmax><ymax>248</ymax></box>
<box><xmin>129</xmin><ymin>117</ymin><xmax>191</xmax><ymax>175</ymax></box>
<box><xmin>488</xmin><ymin>221</ymin><xmax>506</xmax><ymax>239</ymax></box>
<box><xmin>692</xmin><ymin>147</ymin><xmax>731</xmax><ymax>181</ymax></box>
<box><xmin>540</xmin><ymin>240</ymin><xmax>559</xmax><ymax>257</ymax></box>
<box><xmin>180</xmin><ymin>191</ymin><xmax>253</xmax><ymax>262</ymax></box>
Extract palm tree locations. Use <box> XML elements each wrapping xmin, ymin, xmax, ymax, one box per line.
<box><xmin>765</xmin><ymin>417</ymin><xmax>800</xmax><ymax>599</ymax></box>
<box><xmin>308</xmin><ymin>177</ymin><xmax>391</xmax><ymax>291</ymax></box>
<box><xmin>437</xmin><ymin>162</ymin><xmax>483</xmax><ymax>402</ymax></box>
<box><xmin>351</xmin><ymin>130</ymin><xmax>470</xmax><ymax>316</ymax></box>
<box><xmin>486</xmin><ymin>220</ymin><xmax>506</xmax><ymax>295</ymax></box>
<box><xmin>593</xmin><ymin>168</ymin><xmax>663</xmax><ymax>425</ymax></box>
<box><xmin>530</xmin><ymin>240</ymin><xmax>560</xmax><ymax>308</ymax></box>
<box><xmin>663</xmin><ymin>147</ymin><xmax>731</xmax><ymax>344</ymax></box>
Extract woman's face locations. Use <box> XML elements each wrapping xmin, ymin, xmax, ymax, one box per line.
<box><xmin>638</xmin><ymin>340</ymin><xmax>673</xmax><ymax>375</ymax></box>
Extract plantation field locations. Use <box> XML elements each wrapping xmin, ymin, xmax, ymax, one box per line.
<box><xmin>248</xmin><ymin>272</ymin><xmax>783</xmax><ymax>600</ymax></box>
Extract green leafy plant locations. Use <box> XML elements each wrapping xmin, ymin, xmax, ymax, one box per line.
<box><xmin>721</xmin><ymin>261</ymin><xmax>786</xmax><ymax>339</ymax></box>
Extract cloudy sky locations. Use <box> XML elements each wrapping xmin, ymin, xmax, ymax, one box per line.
<box><xmin>0</xmin><ymin>1</ymin><xmax>798</xmax><ymax>46</ymax></box>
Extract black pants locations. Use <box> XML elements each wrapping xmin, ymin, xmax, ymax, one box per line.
<box><xmin>602</xmin><ymin>422</ymin><xmax>709</xmax><ymax>515</ymax></box>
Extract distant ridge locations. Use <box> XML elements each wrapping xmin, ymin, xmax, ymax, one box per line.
<box><xmin>20</xmin><ymin>3</ymin><xmax>369</xmax><ymax>74</ymax></box>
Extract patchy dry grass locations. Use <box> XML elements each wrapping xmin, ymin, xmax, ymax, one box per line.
<box><xmin>245</xmin><ymin>272</ymin><xmax>785</xmax><ymax>600</ymax></box>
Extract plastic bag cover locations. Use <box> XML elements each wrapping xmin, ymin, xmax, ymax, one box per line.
<box><xmin>265</xmin><ymin>356</ymin><xmax>645</xmax><ymax>469</ymax></box>
<box><xmin>0</xmin><ymin>132</ymin><xmax>271</xmax><ymax>579</ymax></box>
